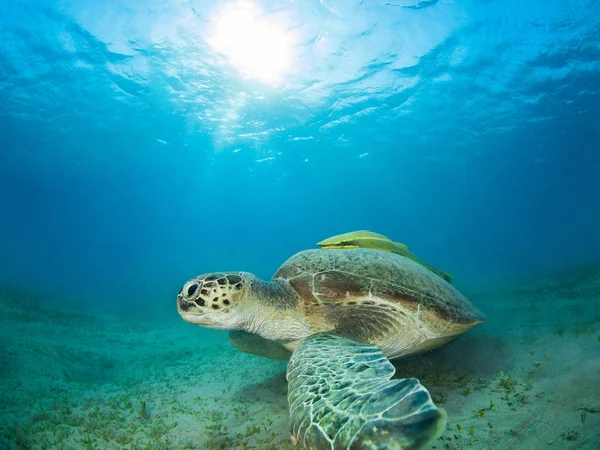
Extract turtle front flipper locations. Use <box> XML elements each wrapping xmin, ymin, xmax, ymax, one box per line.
<box><xmin>287</xmin><ymin>333</ymin><xmax>446</xmax><ymax>450</ymax></box>
<box><xmin>229</xmin><ymin>330</ymin><xmax>292</xmax><ymax>360</ymax></box>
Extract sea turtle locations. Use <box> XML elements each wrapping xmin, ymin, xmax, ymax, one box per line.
<box><xmin>318</xmin><ymin>230</ymin><xmax>454</xmax><ymax>283</ymax></box>
<box><xmin>177</xmin><ymin>244</ymin><xmax>485</xmax><ymax>450</ymax></box>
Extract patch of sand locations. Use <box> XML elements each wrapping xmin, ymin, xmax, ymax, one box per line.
<box><xmin>0</xmin><ymin>266</ymin><xmax>599</xmax><ymax>449</ymax></box>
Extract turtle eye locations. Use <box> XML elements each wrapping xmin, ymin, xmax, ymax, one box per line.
<box><xmin>186</xmin><ymin>283</ymin><xmax>198</xmax><ymax>297</ymax></box>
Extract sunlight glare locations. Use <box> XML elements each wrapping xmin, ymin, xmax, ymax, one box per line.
<box><xmin>207</xmin><ymin>1</ymin><xmax>293</xmax><ymax>84</ymax></box>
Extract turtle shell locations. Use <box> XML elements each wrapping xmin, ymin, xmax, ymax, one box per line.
<box><xmin>273</xmin><ymin>248</ymin><xmax>485</xmax><ymax>337</ymax></box>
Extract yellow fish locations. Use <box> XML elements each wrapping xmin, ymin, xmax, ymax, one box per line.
<box><xmin>318</xmin><ymin>230</ymin><xmax>454</xmax><ymax>283</ymax></box>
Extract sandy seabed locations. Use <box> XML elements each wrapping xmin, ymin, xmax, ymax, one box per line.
<box><xmin>1</xmin><ymin>265</ymin><xmax>599</xmax><ymax>450</ymax></box>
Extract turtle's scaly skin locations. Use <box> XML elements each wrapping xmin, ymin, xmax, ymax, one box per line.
<box><xmin>178</xmin><ymin>249</ymin><xmax>483</xmax><ymax>358</ymax></box>
<box><xmin>177</xmin><ymin>247</ymin><xmax>485</xmax><ymax>450</ymax></box>
<box><xmin>287</xmin><ymin>333</ymin><xmax>446</xmax><ymax>450</ymax></box>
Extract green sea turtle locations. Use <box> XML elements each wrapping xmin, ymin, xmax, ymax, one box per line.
<box><xmin>177</xmin><ymin>244</ymin><xmax>485</xmax><ymax>450</ymax></box>
<box><xmin>318</xmin><ymin>230</ymin><xmax>454</xmax><ymax>283</ymax></box>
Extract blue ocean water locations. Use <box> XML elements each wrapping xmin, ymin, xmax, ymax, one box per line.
<box><xmin>1</xmin><ymin>1</ymin><xmax>600</xmax><ymax>449</ymax></box>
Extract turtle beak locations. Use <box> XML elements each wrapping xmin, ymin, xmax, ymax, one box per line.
<box><xmin>180</xmin><ymin>313</ymin><xmax>217</xmax><ymax>326</ymax></box>
<box><xmin>177</xmin><ymin>293</ymin><xmax>196</xmax><ymax>313</ymax></box>
<box><xmin>177</xmin><ymin>293</ymin><xmax>219</xmax><ymax>326</ymax></box>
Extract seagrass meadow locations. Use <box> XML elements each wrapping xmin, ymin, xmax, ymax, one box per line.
<box><xmin>1</xmin><ymin>261</ymin><xmax>599</xmax><ymax>449</ymax></box>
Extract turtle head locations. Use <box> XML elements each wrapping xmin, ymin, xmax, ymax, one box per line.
<box><xmin>177</xmin><ymin>272</ymin><xmax>251</xmax><ymax>330</ymax></box>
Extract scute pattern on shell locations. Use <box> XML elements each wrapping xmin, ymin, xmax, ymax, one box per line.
<box><xmin>273</xmin><ymin>248</ymin><xmax>485</xmax><ymax>326</ymax></box>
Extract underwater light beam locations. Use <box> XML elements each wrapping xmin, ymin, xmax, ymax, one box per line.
<box><xmin>206</xmin><ymin>1</ymin><xmax>293</xmax><ymax>84</ymax></box>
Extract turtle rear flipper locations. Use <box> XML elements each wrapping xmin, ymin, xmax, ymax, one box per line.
<box><xmin>287</xmin><ymin>333</ymin><xmax>446</xmax><ymax>450</ymax></box>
